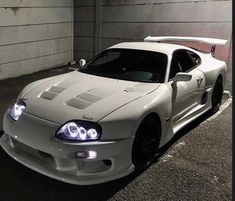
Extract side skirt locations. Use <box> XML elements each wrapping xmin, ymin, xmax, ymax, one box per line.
<box><xmin>172</xmin><ymin>105</ymin><xmax>211</xmax><ymax>134</ymax></box>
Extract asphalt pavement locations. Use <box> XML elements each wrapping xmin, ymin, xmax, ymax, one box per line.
<box><xmin>0</xmin><ymin>66</ymin><xmax>232</xmax><ymax>201</ymax></box>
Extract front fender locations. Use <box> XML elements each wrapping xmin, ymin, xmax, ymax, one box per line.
<box><xmin>98</xmin><ymin>85</ymin><xmax>172</xmax><ymax>145</ymax></box>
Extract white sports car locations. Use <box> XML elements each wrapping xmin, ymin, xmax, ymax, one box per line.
<box><xmin>0</xmin><ymin>36</ymin><xmax>227</xmax><ymax>185</ymax></box>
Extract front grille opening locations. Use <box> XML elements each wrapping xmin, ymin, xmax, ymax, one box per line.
<box><xmin>82</xmin><ymin>159</ymin><xmax>112</xmax><ymax>174</ymax></box>
<box><xmin>38</xmin><ymin>150</ymin><xmax>52</xmax><ymax>159</ymax></box>
<box><xmin>103</xmin><ymin>159</ymin><xmax>112</xmax><ymax>166</ymax></box>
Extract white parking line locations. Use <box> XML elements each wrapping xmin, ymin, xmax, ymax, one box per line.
<box><xmin>68</xmin><ymin>67</ymin><xmax>77</xmax><ymax>70</ymax></box>
<box><xmin>174</xmin><ymin>141</ymin><xmax>186</xmax><ymax>148</ymax></box>
<box><xmin>161</xmin><ymin>93</ymin><xmax>232</xmax><ymax>163</ymax></box>
<box><xmin>162</xmin><ymin>154</ymin><xmax>173</xmax><ymax>162</ymax></box>
<box><xmin>224</xmin><ymin>90</ymin><xmax>231</xmax><ymax>98</ymax></box>
<box><xmin>161</xmin><ymin>141</ymin><xmax>186</xmax><ymax>162</ymax></box>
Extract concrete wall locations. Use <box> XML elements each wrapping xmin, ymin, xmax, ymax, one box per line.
<box><xmin>0</xmin><ymin>0</ymin><xmax>231</xmax><ymax>81</ymax></box>
<box><xmin>74</xmin><ymin>0</ymin><xmax>95</xmax><ymax>61</ymax></box>
<box><xmin>74</xmin><ymin>0</ymin><xmax>232</xmax><ymax>83</ymax></box>
<box><xmin>0</xmin><ymin>0</ymin><xmax>73</xmax><ymax>80</ymax></box>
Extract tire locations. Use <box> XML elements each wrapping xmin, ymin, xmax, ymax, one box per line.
<box><xmin>211</xmin><ymin>77</ymin><xmax>223</xmax><ymax>113</ymax></box>
<box><xmin>132</xmin><ymin>115</ymin><xmax>161</xmax><ymax>171</ymax></box>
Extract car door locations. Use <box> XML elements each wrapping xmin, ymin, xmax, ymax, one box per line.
<box><xmin>169</xmin><ymin>49</ymin><xmax>205</xmax><ymax>125</ymax></box>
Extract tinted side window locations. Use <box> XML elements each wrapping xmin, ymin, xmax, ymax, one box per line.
<box><xmin>176</xmin><ymin>50</ymin><xmax>194</xmax><ymax>72</ymax></box>
<box><xmin>169</xmin><ymin>50</ymin><xmax>200</xmax><ymax>80</ymax></box>
<box><xmin>169</xmin><ymin>54</ymin><xmax>182</xmax><ymax>79</ymax></box>
<box><xmin>187</xmin><ymin>50</ymin><xmax>201</xmax><ymax>67</ymax></box>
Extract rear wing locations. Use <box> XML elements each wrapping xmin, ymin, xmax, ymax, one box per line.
<box><xmin>144</xmin><ymin>36</ymin><xmax>228</xmax><ymax>56</ymax></box>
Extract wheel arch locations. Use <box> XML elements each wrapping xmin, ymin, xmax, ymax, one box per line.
<box><xmin>134</xmin><ymin>112</ymin><xmax>162</xmax><ymax>142</ymax></box>
<box><xmin>216</xmin><ymin>73</ymin><xmax>224</xmax><ymax>89</ymax></box>
<box><xmin>131</xmin><ymin>112</ymin><xmax>163</xmax><ymax>169</ymax></box>
<box><xmin>210</xmin><ymin>72</ymin><xmax>225</xmax><ymax>93</ymax></box>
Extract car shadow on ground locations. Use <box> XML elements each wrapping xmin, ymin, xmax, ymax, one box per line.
<box><xmin>0</xmin><ymin>110</ymin><xmax>215</xmax><ymax>201</ymax></box>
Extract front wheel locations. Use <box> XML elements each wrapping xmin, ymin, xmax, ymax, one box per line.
<box><xmin>132</xmin><ymin>116</ymin><xmax>161</xmax><ymax>171</ymax></box>
<box><xmin>211</xmin><ymin>77</ymin><xmax>223</xmax><ymax>113</ymax></box>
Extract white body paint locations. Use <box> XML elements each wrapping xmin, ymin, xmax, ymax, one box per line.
<box><xmin>0</xmin><ymin>37</ymin><xmax>227</xmax><ymax>185</ymax></box>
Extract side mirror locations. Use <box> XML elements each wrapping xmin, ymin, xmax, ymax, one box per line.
<box><xmin>173</xmin><ymin>72</ymin><xmax>192</xmax><ymax>85</ymax></box>
<box><xmin>79</xmin><ymin>59</ymin><xmax>86</xmax><ymax>67</ymax></box>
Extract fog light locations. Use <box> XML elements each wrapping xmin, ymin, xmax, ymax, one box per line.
<box><xmin>76</xmin><ymin>151</ymin><xmax>87</xmax><ymax>158</ymax></box>
<box><xmin>76</xmin><ymin>151</ymin><xmax>97</xmax><ymax>159</ymax></box>
<box><xmin>88</xmin><ymin>151</ymin><xmax>97</xmax><ymax>159</ymax></box>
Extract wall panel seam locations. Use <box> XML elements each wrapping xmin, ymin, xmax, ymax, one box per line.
<box><xmin>0</xmin><ymin>36</ymin><xmax>72</xmax><ymax>47</ymax></box>
<box><xmin>74</xmin><ymin>21</ymin><xmax>95</xmax><ymax>23</ymax></box>
<box><xmin>0</xmin><ymin>6</ymin><xmax>73</xmax><ymax>8</ymax></box>
<box><xmin>74</xmin><ymin>50</ymin><xmax>93</xmax><ymax>53</ymax></box>
<box><xmin>101</xmin><ymin>0</ymin><xmax>231</xmax><ymax>7</ymax></box>
<box><xmin>101</xmin><ymin>21</ymin><xmax>232</xmax><ymax>24</ymax></box>
<box><xmin>0</xmin><ymin>51</ymin><xmax>72</xmax><ymax>66</ymax></box>
<box><xmin>101</xmin><ymin>37</ymin><xmax>137</xmax><ymax>40</ymax></box>
<box><xmin>74</xmin><ymin>36</ymin><xmax>94</xmax><ymax>38</ymax></box>
<box><xmin>0</xmin><ymin>21</ymin><xmax>72</xmax><ymax>28</ymax></box>
<box><xmin>74</xmin><ymin>6</ymin><xmax>95</xmax><ymax>8</ymax></box>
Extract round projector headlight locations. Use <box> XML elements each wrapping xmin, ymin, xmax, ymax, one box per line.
<box><xmin>67</xmin><ymin>122</ymin><xmax>80</xmax><ymax>137</ymax></box>
<box><xmin>87</xmin><ymin>129</ymin><xmax>98</xmax><ymax>139</ymax></box>
<box><xmin>9</xmin><ymin>100</ymin><xmax>26</xmax><ymax>121</ymax></box>
<box><xmin>56</xmin><ymin>121</ymin><xmax>102</xmax><ymax>142</ymax></box>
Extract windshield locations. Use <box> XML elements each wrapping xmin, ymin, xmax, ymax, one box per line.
<box><xmin>79</xmin><ymin>48</ymin><xmax>168</xmax><ymax>83</ymax></box>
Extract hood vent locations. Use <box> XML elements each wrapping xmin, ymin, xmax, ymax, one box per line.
<box><xmin>40</xmin><ymin>86</ymin><xmax>65</xmax><ymax>100</ymax></box>
<box><xmin>49</xmin><ymin>86</ymin><xmax>65</xmax><ymax>93</ymax></box>
<box><xmin>77</xmin><ymin>93</ymin><xmax>102</xmax><ymax>103</ymax></box>
<box><xmin>66</xmin><ymin>92</ymin><xmax>103</xmax><ymax>110</ymax></box>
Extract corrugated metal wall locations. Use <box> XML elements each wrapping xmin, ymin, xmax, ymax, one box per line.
<box><xmin>74</xmin><ymin>0</ymin><xmax>232</xmax><ymax>83</ymax></box>
<box><xmin>0</xmin><ymin>0</ymin><xmax>73</xmax><ymax>80</ymax></box>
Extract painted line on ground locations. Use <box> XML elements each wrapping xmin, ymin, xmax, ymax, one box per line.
<box><xmin>174</xmin><ymin>141</ymin><xmax>186</xmax><ymax>148</ymax></box>
<box><xmin>161</xmin><ymin>140</ymin><xmax>186</xmax><ymax>162</ymax></box>
<box><xmin>161</xmin><ymin>154</ymin><xmax>173</xmax><ymax>162</ymax></box>
<box><xmin>68</xmin><ymin>67</ymin><xmax>77</xmax><ymax>70</ymax></box>
<box><xmin>161</xmin><ymin>93</ymin><xmax>231</xmax><ymax>163</ymax></box>
<box><xmin>223</xmin><ymin>90</ymin><xmax>231</xmax><ymax>97</ymax></box>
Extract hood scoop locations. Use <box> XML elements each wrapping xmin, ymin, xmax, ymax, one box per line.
<box><xmin>22</xmin><ymin>71</ymin><xmax>161</xmax><ymax>124</ymax></box>
<box><xmin>40</xmin><ymin>86</ymin><xmax>65</xmax><ymax>100</ymax></box>
<box><xmin>66</xmin><ymin>92</ymin><xmax>104</xmax><ymax>110</ymax></box>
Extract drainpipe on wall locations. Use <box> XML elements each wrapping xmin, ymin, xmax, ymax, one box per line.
<box><xmin>69</xmin><ymin>0</ymin><xmax>76</xmax><ymax>65</ymax></box>
<box><xmin>227</xmin><ymin>34</ymin><xmax>232</xmax><ymax>84</ymax></box>
<box><xmin>94</xmin><ymin>0</ymin><xmax>102</xmax><ymax>56</ymax></box>
<box><xmin>227</xmin><ymin>34</ymin><xmax>232</xmax><ymax>66</ymax></box>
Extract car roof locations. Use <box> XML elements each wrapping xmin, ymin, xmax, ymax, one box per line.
<box><xmin>108</xmin><ymin>42</ymin><xmax>189</xmax><ymax>55</ymax></box>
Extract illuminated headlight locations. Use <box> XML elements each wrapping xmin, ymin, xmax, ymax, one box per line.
<box><xmin>56</xmin><ymin>121</ymin><xmax>102</xmax><ymax>142</ymax></box>
<box><xmin>9</xmin><ymin>100</ymin><xmax>26</xmax><ymax>121</ymax></box>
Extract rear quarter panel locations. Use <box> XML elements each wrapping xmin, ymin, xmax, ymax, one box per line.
<box><xmin>198</xmin><ymin>54</ymin><xmax>227</xmax><ymax>87</ymax></box>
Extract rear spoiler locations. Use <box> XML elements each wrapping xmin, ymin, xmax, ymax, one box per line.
<box><xmin>144</xmin><ymin>36</ymin><xmax>228</xmax><ymax>56</ymax></box>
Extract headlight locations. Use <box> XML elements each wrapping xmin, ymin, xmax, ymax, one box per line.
<box><xmin>55</xmin><ymin>121</ymin><xmax>102</xmax><ymax>142</ymax></box>
<box><xmin>9</xmin><ymin>100</ymin><xmax>26</xmax><ymax>121</ymax></box>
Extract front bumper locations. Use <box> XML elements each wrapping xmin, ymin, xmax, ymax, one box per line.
<box><xmin>0</xmin><ymin>134</ymin><xmax>134</xmax><ymax>185</ymax></box>
<box><xmin>0</xmin><ymin>112</ymin><xmax>135</xmax><ymax>185</ymax></box>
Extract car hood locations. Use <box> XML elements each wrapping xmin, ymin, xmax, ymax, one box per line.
<box><xmin>21</xmin><ymin>71</ymin><xmax>160</xmax><ymax>124</ymax></box>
